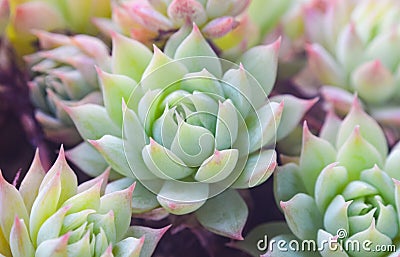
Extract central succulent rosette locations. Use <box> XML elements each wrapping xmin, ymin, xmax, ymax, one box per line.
<box><xmin>64</xmin><ymin>24</ymin><xmax>314</xmax><ymax>239</ymax></box>
<box><xmin>271</xmin><ymin>98</ymin><xmax>400</xmax><ymax>257</ymax></box>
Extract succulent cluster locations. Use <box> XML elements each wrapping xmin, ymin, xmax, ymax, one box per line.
<box><xmin>300</xmin><ymin>0</ymin><xmax>400</xmax><ymax>142</ymax></box>
<box><xmin>64</xmin><ymin>25</ymin><xmax>286</xmax><ymax>238</ymax></box>
<box><xmin>0</xmin><ymin>147</ymin><xmax>168</xmax><ymax>257</ymax></box>
<box><xmin>25</xmin><ymin>31</ymin><xmax>110</xmax><ymax>145</ymax></box>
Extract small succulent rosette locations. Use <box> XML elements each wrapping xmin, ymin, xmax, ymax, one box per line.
<box><xmin>0</xmin><ymin>147</ymin><xmax>168</xmax><ymax>257</ymax></box>
<box><xmin>25</xmin><ymin>31</ymin><xmax>111</xmax><ymax>146</ymax></box>
<box><xmin>93</xmin><ymin>0</ymin><xmax>249</xmax><ymax>48</ymax></box>
<box><xmin>64</xmin><ymin>25</ymin><xmax>314</xmax><ymax>239</ymax></box>
<box><xmin>237</xmin><ymin>97</ymin><xmax>400</xmax><ymax>257</ymax></box>
<box><xmin>298</xmin><ymin>0</ymin><xmax>400</xmax><ymax>142</ymax></box>
<box><xmin>5</xmin><ymin>0</ymin><xmax>110</xmax><ymax>56</ymax></box>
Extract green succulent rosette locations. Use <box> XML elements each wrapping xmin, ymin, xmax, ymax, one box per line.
<box><xmin>63</xmin><ymin>25</ymin><xmax>313</xmax><ymax>239</ymax></box>
<box><xmin>237</xmin><ymin>97</ymin><xmax>400</xmax><ymax>257</ymax></box>
<box><xmin>299</xmin><ymin>0</ymin><xmax>400</xmax><ymax>143</ymax></box>
<box><xmin>0</xmin><ymin>147</ymin><xmax>168</xmax><ymax>257</ymax></box>
<box><xmin>25</xmin><ymin>31</ymin><xmax>111</xmax><ymax>146</ymax></box>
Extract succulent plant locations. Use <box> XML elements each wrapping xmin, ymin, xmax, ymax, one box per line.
<box><xmin>25</xmin><ymin>30</ymin><xmax>111</xmax><ymax>146</ymax></box>
<box><xmin>0</xmin><ymin>146</ymin><xmax>169</xmax><ymax>257</ymax></box>
<box><xmin>93</xmin><ymin>0</ymin><xmax>249</xmax><ymax>48</ymax></box>
<box><xmin>5</xmin><ymin>0</ymin><xmax>111</xmax><ymax>56</ymax></box>
<box><xmin>237</xmin><ymin>97</ymin><xmax>400</xmax><ymax>257</ymax></box>
<box><xmin>63</xmin><ymin>25</ymin><xmax>314</xmax><ymax>239</ymax></box>
<box><xmin>298</xmin><ymin>0</ymin><xmax>400</xmax><ymax>143</ymax></box>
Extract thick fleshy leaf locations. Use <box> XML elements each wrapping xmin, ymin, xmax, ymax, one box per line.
<box><xmin>106</xmin><ymin>178</ymin><xmax>160</xmax><ymax>214</ymax></box>
<box><xmin>306</xmin><ymin>43</ymin><xmax>345</xmax><ymax>87</ymax></box>
<box><xmin>30</xmin><ymin>169</ymin><xmax>63</xmax><ymax>246</ymax></box>
<box><xmin>232</xmin><ymin>150</ymin><xmax>276</xmax><ymax>189</ymax></box>
<box><xmin>351</xmin><ymin>60</ymin><xmax>395</xmax><ymax>104</ymax></box>
<box><xmin>246</xmin><ymin>101</ymin><xmax>284</xmax><ymax>153</ymax></box>
<box><xmin>319</xmin><ymin>109</ymin><xmax>342</xmax><ymax>145</ymax></box>
<box><xmin>141</xmin><ymin>46</ymin><xmax>187</xmax><ymax>91</ymax></box>
<box><xmin>336</xmin><ymin>23</ymin><xmax>364</xmax><ymax>72</ymax></box>
<box><xmin>317</xmin><ymin>230</ymin><xmax>349</xmax><ymax>257</ymax></box>
<box><xmin>111</xmin><ymin>33</ymin><xmax>152</xmax><ymax>81</ymax></box>
<box><xmin>337</xmin><ymin>126</ymin><xmax>383</xmax><ymax>180</ymax></box>
<box><xmin>61</xmin><ymin>209</ymin><xmax>95</xmax><ymax>234</ymax></box>
<box><xmin>180</xmin><ymin>69</ymin><xmax>224</xmax><ymax>96</ymax></box>
<box><xmin>320</xmin><ymin>86</ymin><xmax>354</xmax><ymax>116</ymax></box>
<box><xmin>19</xmin><ymin>149</ymin><xmax>45</xmax><ymax>215</ymax></box>
<box><xmin>157</xmin><ymin>181</ymin><xmax>209</xmax><ymax>215</ymax></box>
<box><xmin>366</xmin><ymin>29</ymin><xmax>400</xmax><ymax>72</ymax></box>
<box><xmin>215</xmin><ymin>100</ymin><xmax>238</xmax><ymax>150</ymax></box>
<box><xmin>113</xmin><ymin>237</ymin><xmax>144</xmax><ymax>257</ymax></box>
<box><xmin>35</xmin><ymin>234</ymin><xmax>69</xmax><ymax>257</ymax></box>
<box><xmin>239</xmin><ymin>38</ymin><xmax>280</xmax><ymax>97</ymax></box>
<box><xmin>167</xmin><ymin>0</ymin><xmax>207</xmax><ymax>26</ymax></box>
<box><xmin>99</xmin><ymin>184</ymin><xmax>135</xmax><ymax>241</ymax></box>
<box><xmin>99</xmin><ymin>69</ymin><xmax>137</xmax><ymax>126</ymax></box>
<box><xmin>196</xmin><ymin>190</ymin><xmax>248</xmax><ymax>240</ymax></box>
<box><xmin>66</xmin><ymin>232</ymin><xmax>91</xmax><ymax>256</ymax></box>
<box><xmin>271</xmin><ymin>95</ymin><xmax>318</xmax><ymax>141</ymax></box>
<box><xmin>36</xmin><ymin>206</ymin><xmax>70</xmax><ymax>246</ymax></box>
<box><xmin>61</xmin><ymin>181</ymin><xmax>101</xmax><ymax>213</ymax></box>
<box><xmin>143</xmin><ymin>138</ymin><xmax>194</xmax><ymax>179</ymax></box>
<box><xmin>78</xmin><ymin>168</ymin><xmax>109</xmax><ymax>195</ymax></box>
<box><xmin>385</xmin><ymin>149</ymin><xmax>400</xmax><ymax>181</ymax></box>
<box><xmin>123</xmin><ymin>110</ymin><xmax>157</xmax><ymax>181</ymax></box>
<box><xmin>376</xmin><ymin>202</ymin><xmax>397</xmax><ymax>239</ymax></box>
<box><xmin>90</xmin><ymin>136</ymin><xmax>133</xmax><ymax>178</ymax></box>
<box><xmin>336</xmin><ymin>97</ymin><xmax>388</xmax><ymax>159</ymax></box>
<box><xmin>315</xmin><ymin>163</ymin><xmax>349</xmax><ymax>212</ymax></box>
<box><xmin>346</xmin><ymin>221</ymin><xmax>392</xmax><ymax>257</ymax></box>
<box><xmin>299</xmin><ymin>122</ymin><xmax>336</xmax><ymax>195</ymax></box>
<box><xmin>348</xmin><ymin>209</ymin><xmax>375</xmax><ymax>236</ymax></box>
<box><xmin>323</xmin><ymin>195</ymin><xmax>350</xmax><ymax>236</ymax></box>
<box><xmin>195</xmin><ymin>149</ymin><xmax>239</xmax><ymax>183</ymax></box>
<box><xmin>125</xmin><ymin>226</ymin><xmax>171</xmax><ymax>257</ymax></box>
<box><xmin>174</xmin><ymin>25</ymin><xmax>222</xmax><ymax>77</ymax></box>
<box><xmin>39</xmin><ymin>147</ymin><xmax>77</xmax><ymax>207</ymax></box>
<box><xmin>152</xmin><ymin>107</ymin><xmax>177</xmax><ymax>149</ymax></box>
<box><xmin>361</xmin><ymin>166</ymin><xmax>395</xmax><ymax>206</ymax></box>
<box><xmin>66</xmin><ymin>104</ymin><xmax>121</xmax><ymax>140</ymax></box>
<box><xmin>9</xmin><ymin>218</ymin><xmax>34</xmax><ymax>257</ymax></box>
<box><xmin>281</xmin><ymin>193</ymin><xmax>323</xmax><ymax>240</ymax></box>
<box><xmin>66</xmin><ymin>142</ymin><xmax>117</xmax><ymax>179</ymax></box>
<box><xmin>0</xmin><ymin>172</ymin><xmax>29</xmax><ymax>244</ymax></box>
<box><xmin>274</xmin><ymin>163</ymin><xmax>307</xmax><ymax>204</ymax></box>
<box><xmin>170</xmin><ymin>118</ymin><xmax>215</xmax><ymax>167</ymax></box>
<box><xmin>88</xmin><ymin>211</ymin><xmax>117</xmax><ymax>244</ymax></box>
<box><xmin>202</xmin><ymin>17</ymin><xmax>239</xmax><ymax>38</ymax></box>
<box><xmin>221</xmin><ymin>65</ymin><xmax>252</xmax><ymax>118</ymax></box>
